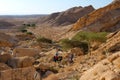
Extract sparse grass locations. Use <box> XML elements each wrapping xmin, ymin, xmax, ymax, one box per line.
<box><xmin>59</xmin><ymin>38</ymin><xmax>88</xmax><ymax>53</ymax></box>
<box><xmin>59</xmin><ymin>31</ymin><xmax>107</xmax><ymax>54</ymax></box>
<box><xmin>20</xmin><ymin>29</ymin><xmax>27</xmax><ymax>33</ymax></box>
<box><xmin>72</xmin><ymin>31</ymin><xmax>108</xmax><ymax>54</ymax></box>
<box><xmin>26</xmin><ymin>32</ymin><xmax>33</xmax><ymax>35</ymax></box>
<box><xmin>72</xmin><ymin>31</ymin><xmax>108</xmax><ymax>43</ymax></box>
<box><xmin>37</xmin><ymin>36</ymin><xmax>52</xmax><ymax>44</ymax></box>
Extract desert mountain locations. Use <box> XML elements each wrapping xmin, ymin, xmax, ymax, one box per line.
<box><xmin>71</xmin><ymin>0</ymin><xmax>120</xmax><ymax>32</ymax></box>
<box><xmin>38</xmin><ymin>5</ymin><xmax>95</xmax><ymax>26</ymax></box>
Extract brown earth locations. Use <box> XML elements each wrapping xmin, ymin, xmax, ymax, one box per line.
<box><xmin>71</xmin><ymin>0</ymin><xmax>120</xmax><ymax>32</ymax></box>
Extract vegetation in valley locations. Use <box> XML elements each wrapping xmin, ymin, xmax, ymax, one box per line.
<box><xmin>36</xmin><ymin>36</ymin><xmax>52</xmax><ymax>44</ymax></box>
<box><xmin>60</xmin><ymin>31</ymin><xmax>108</xmax><ymax>53</ymax></box>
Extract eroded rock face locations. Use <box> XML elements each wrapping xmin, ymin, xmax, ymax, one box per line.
<box><xmin>0</xmin><ymin>53</ymin><xmax>12</xmax><ymax>63</ymax></box>
<box><xmin>79</xmin><ymin>51</ymin><xmax>120</xmax><ymax>80</ymax></box>
<box><xmin>16</xmin><ymin>34</ymin><xmax>35</xmax><ymax>41</ymax></box>
<box><xmin>13</xmin><ymin>48</ymin><xmax>40</xmax><ymax>57</ymax></box>
<box><xmin>0</xmin><ymin>67</ymin><xmax>41</xmax><ymax>80</ymax></box>
<box><xmin>0</xmin><ymin>63</ymin><xmax>11</xmax><ymax>71</ymax></box>
<box><xmin>0</xmin><ymin>32</ymin><xmax>17</xmax><ymax>47</ymax></box>
<box><xmin>8</xmin><ymin>56</ymin><xmax>35</xmax><ymax>68</ymax></box>
<box><xmin>39</xmin><ymin>5</ymin><xmax>95</xmax><ymax>26</ymax></box>
<box><xmin>93</xmin><ymin>30</ymin><xmax>120</xmax><ymax>55</ymax></box>
<box><xmin>72</xmin><ymin>1</ymin><xmax>120</xmax><ymax>32</ymax></box>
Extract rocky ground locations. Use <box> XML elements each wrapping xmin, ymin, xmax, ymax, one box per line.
<box><xmin>0</xmin><ymin>29</ymin><xmax>119</xmax><ymax>80</ymax></box>
<box><xmin>0</xmin><ymin>0</ymin><xmax>120</xmax><ymax>80</ymax></box>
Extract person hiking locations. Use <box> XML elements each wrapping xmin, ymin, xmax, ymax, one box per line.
<box><xmin>53</xmin><ymin>48</ymin><xmax>59</xmax><ymax>62</ymax></box>
<box><xmin>53</xmin><ymin>48</ymin><xmax>63</xmax><ymax>62</ymax></box>
<box><xmin>69</xmin><ymin>53</ymin><xmax>74</xmax><ymax>63</ymax></box>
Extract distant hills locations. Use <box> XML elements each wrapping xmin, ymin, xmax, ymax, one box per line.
<box><xmin>0</xmin><ymin>14</ymin><xmax>47</xmax><ymax>18</ymax></box>
<box><xmin>0</xmin><ymin>15</ymin><xmax>48</xmax><ymax>29</ymax></box>
<box><xmin>38</xmin><ymin>5</ymin><xmax>95</xmax><ymax>26</ymax></box>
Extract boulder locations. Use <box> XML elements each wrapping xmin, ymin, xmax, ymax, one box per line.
<box><xmin>43</xmin><ymin>74</ymin><xmax>58</xmax><ymax>80</ymax></box>
<box><xmin>0</xmin><ymin>53</ymin><xmax>12</xmax><ymax>63</ymax></box>
<box><xmin>0</xmin><ymin>63</ymin><xmax>11</xmax><ymax>71</ymax></box>
<box><xmin>79</xmin><ymin>51</ymin><xmax>120</xmax><ymax>80</ymax></box>
<box><xmin>8</xmin><ymin>56</ymin><xmax>35</xmax><ymax>68</ymax></box>
<box><xmin>0</xmin><ymin>67</ymin><xmax>41</xmax><ymax>80</ymax></box>
<box><xmin>71</xmin><ymin>47</ymin><xmax>84</xmax><ymax>56</ymax></box>
<box><xmin>13</xmin><ymin>48</ymin><xmax>40</xmax><ymax>57</ymax></box>
<box><xmin>43</xmin><ymin>71</ymin><xmax>54</xmax><ymax>78</ymax></box>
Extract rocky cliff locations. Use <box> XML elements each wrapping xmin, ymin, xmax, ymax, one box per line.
<box><xmin>71</xmin><ymin>0</ymin><xmax>120</xmax><ymax>32</ymax></box>
<box><xmin>80</xmin><ymin>51</ymin><xmax>120</xmax><ymax>80</ymax></box>
<box><xmin>0</xmin><ymin>32</ymin><xmax>17</xmax><ymax>47</ymax></box>
<box><xmin>39</xmin><ymin>5</ymin><xmax>95</xmax><ymax>26</ymax></box>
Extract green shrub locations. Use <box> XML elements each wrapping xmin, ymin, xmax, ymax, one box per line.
<box><xmin>20</xmin><ymin>29</ymin><xmax>27</xmax><ymax>33</ymax></box>
<box><xmin>59</xmin><ymin>38</ymin><xmax>73</xmax><ymax>50</ymax></box>
<box><xmin>72</xmin><ymin>31</ymin><xmax>108</xmax><ymax>54</ymax></box>
<box><xmin>37</xmin><ymin>36</ymin><xmax>52</xmax><ymax>43</ymax></box>
<box><xmin>72</xmin><ymin>31</ymin><xmax>108</xmax><ymax>43</ymax></box>
<box><xmin>31</xmin><ymin>23</ymin><xmax>36</xmax><ymax>27</ymax></box>
<box><xmin>26</xmin><ymin>32</ymin><xmax>33</xmax><ymax>35</ymax></box>
<box><xmin>60</xmin><ymin>39</ymin><xmax>88</xmax><ymax>53</ymax></box>
<box><xmin>60</xmin><ymin>31</ymin><xmax>107</xmax><ymax>53</ymax></box>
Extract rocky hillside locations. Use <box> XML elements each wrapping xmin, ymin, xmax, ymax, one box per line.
<box><xmin>71</xmin><ymin>0</ymin><xmax>120</xmax><ymax>32</ymax></box>
<box><xmin>0</xmin><ymin>32</ymin><xmax>17</xmax><ymax>47</ymax></box>
<box><xmin>93</xmin><ymin>30</ymin><xmax>120</xmax><ymax>54</ymax></box>
<box><xmin>80</xmin><ymin>51</ymin><xmax>120</xmax><ymax>80</ymax></box>
<box><xmin>39</xmin><ymin>5</ymin><xmax>95</xmax><ymax>26</ymax></box>
<box><xmin>0</xmin><ymin>21</ymin><xmax>15</xmax><ymax>29</ymax></box>
<box><xmin>0</xmin><ymin>28</ymin><xmax>120</xmax><ymax>80</ymax></box>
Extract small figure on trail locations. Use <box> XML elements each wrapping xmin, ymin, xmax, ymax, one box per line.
<box><xmin>53</xmin><ymin>48</ymin><xmax>62</xmax><ymax>62</ymax></box>
<box><xmin>69</xmin><ymin>53</ymin><xmax>74</xmax><ymax>63</ymax></box>
<box><xmin>55</xmin><ymin>48</ymin><xmax>59</xmax><ymax>56</ymax></box>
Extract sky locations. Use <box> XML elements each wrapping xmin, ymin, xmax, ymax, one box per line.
<box><xmin>0</xmin><ymin>0</ymin><xmax>113</xmax><ymax>15</ymax></box>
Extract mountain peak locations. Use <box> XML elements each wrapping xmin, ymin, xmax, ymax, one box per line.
<box><xmin>39</xmin><ymin>5</ymin><xmax>95</xmax><ymax>26</ymax></box>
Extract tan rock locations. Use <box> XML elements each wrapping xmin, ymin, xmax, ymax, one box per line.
<box><xmin>43</xmin><ymin>74</ymin><xmax>58</xmax><ymax>80</ymax></box>
<box><xmin>0</xmin><ymin>32</ymin><xmax>17</xmax><ymax>47</ymax></box>
<box><xmin>8</xmin><ymin>56</ymin><xmax>35</xmax><ymax>68</ymax></box>
<box><xmin>100</xmin><ymin>71</ymin><xmax>120</xmax><ymax>80</ymax></box>
<box><xmin>0</xmin><ymin>63</ymin><xmax>11</xmax><ymax>71</ymax></box>
<box><xmin>43</xmin><ymin>71</ymin><xmax>54</xmax><ymax>78</ymax></box>
<box><xmin>71</xmin><ymin>47</ymin><xmax>84</xmax><ymax>56</ymax></box>
<box><xmin>0</xmin><ymin>67</ymin><xmax>41</xmax><ymax>80</ymax></box>
<box><xmin>108</xmin><ymin>53</ymin><xmax>119</xmax><ymax>62</ymax></box>
<box><xmin>13</xmin><ymin>48</ymin><xmax>40</xmax><ymax>57</ymax></box>
<box><xmin>113</xmin><ymin>57</ymin><xmax>120</xmax><ymax>68</ymax></box>
<box><xmin>79</xmin><ymin>51</ymin><xmax>120</xmax><ymax>80</ymax></box>
<box><xmin>0</xmin><ymin>53</ymin><xmax>12</xmax><ymax>63</ymax></box>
